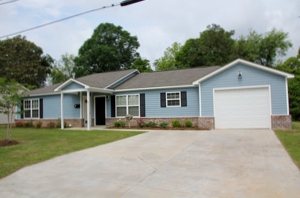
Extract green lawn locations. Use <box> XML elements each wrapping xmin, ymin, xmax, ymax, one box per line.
<box><xmin>0</xmin><ymin>127</ymin><xmax>143</xmax><ymax>178</ymax></box>
<box><xmin>275</xmin><ymin>122</ymin><xmax>300</xmax><ymax>170</ymax></box>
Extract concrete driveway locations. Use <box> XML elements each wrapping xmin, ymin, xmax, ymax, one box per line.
<box><xmin>1</xmin><ymin>129</ymin><xmax>300</xmax><ymax>198</ymax></box>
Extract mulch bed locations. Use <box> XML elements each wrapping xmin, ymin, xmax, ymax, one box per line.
<box><xmin>0</xmin><ymin>139</ymin><xmax>20</xmax><ymax>147</ymax></box>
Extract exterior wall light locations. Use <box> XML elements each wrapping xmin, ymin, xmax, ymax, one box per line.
<box><xmin>238</xmin><ymin>71</ymin><xmax>242</xmax><ymax>79</ymax></box>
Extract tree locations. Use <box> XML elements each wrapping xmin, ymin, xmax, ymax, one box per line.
<box><xmin>130</xmin><ymin>57</ymin><xmax>153</xmax><ymax>72</ymax></box>
<box><xmin>154</xmin><ymin>42</ymin><xmax>183</xmax><ymax>71</ymax></box>
<box><xmin>276</xmin><ymin>52</ymin><xmax>300</xmax><ymax>120</ymax></box>
<box><xmin>50</xmin><ymin>53</ymin><xmax>75</xmax><ymax>84</ymax></box>
<box><xmin>73</xmin><ymin>23</ymin><xmax>140</xmax><ymax>77</ymax></box>
<box><xmin>0</xmin><ymin>78</ymin><xmax>26</xmax><ymax>140</ymax></box>
<box><xmin>235</xmin><ymin>28</ymin><xmax>292</xmax><ymax>67</ymax></box>
<box><xmin>0</xmin><ymin>35</ymin><xmax>53</xmax><ymax>88</ymax></box>
<box><xmin>176</xmin><ymin>24</ymin><xmax>235</xmax><ymax>67</ymax></box>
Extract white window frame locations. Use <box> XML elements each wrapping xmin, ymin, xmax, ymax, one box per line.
<box><xmin>166</xmin><ymin>92</ymin><xmax>181</xmax><ymax>107</ymax></box>
<box><xmin>24</xmin><ymin>99</ymin><xmax>39</xmax><ymax>119</ymax></box>
<box><xmin>116</xmin><ymin>94</ymin><xmax>140</xmax><ymax>117</ymax></box>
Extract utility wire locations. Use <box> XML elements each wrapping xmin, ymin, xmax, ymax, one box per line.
<box><xmin>0</xmin><ymin>3</ymin><xmax>120</xmax><ymax>39</ymax></box>
<box><xmin>0</xmin><ymin>0</ymin><xmax>19</xmax><ymax>6</ymax></box>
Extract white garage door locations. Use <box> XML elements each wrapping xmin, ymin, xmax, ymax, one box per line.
<box><xmin>214</xmin><ymin>87</ymin><xmax>271</xmax><ymax>129</ymax></box>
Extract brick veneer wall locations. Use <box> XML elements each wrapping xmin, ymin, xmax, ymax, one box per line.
<box><xmin>106</xmin><ymin>117</ymin><xmax>212</xmax><ymax>129</ymax></box>
<box><xmin>271</xmin><ymin>115</ymin><xmax>292</xmax><ymax>130</ymax></box>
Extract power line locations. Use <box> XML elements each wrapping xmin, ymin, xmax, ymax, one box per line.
<box><xmin>0</xmin><ymin>3</ymin><xmax>120</xmax><ymax>39</ymax></box>
<box><xmin>0</xmin><ymin>0</ymin><xmax>19</xmax><ymax>6</ymax></box>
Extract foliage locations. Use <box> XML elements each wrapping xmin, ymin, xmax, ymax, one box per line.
<box><xmin>35</xmin><ymin>121</ymin><xmax>42</xmax><ymax>128</ymax></box>
<box><xmin>145</xmin><ymin>121</ymin><xmax>157</xmax><ymax>128</ymax></box>
<box><xmin>159</xmin><ymin>122</ymin><xmax>169</xmax><ymax>129</ymax></box>
<box><xmin>275</xmin><ymin>122</ymin><xmax>300</xmax><ymax>170</ymax></box>
<box><xmin>74</xmin><ymin>23</ymin><xmax>140</xmax><ymax>77</ymax></box>
<box><xmin>276</xmin><ymin>50</ymin><xmax>300</xmax><ymax>120</ymax></box>
<box><xmin>185</xmin><ymin>120</ymin><xmax>193</xmax><ymax>128</ymax></box>
<box><xmin>0</xmin><ymin>78</ymin><xmax>27</xmax><ymax>140</ymax></box>
<box><xmin>234</xmin><ymin>28</ymin><xmax>292</xmax><ymax>67</ymax></box>
<box><xmin>125</xmin><ymin>114</ymin><xmax>133</xmax><ymax>128</ymax></box>
<box><xmin>136</xmin><ymin>118</ymin><xmax>145</xmax><ymax>128</ymax></box>
<box><xmin>47</xmin><ymin>122</ymin><xmax>56</xmax><ymax>129</ymax></box>
<box><xmin>154</xmin><ymin>42</ymin><xmax>183</xmax><ymax>71</ymax></box>
<box><xmin>172</xmin><ymin>120</ymin><xmax>181</xmax><ymax>128</ymax></box>
<box><xmin>50</xmin><ymin>53</ymin><xmax>75</xmax><ymax>84</ymax></box>
<box><xmin>131</xmin><ymin>57</ymin><xmax>153</xmax><ymax>72</ymax></box>
<box><xmin>55</xmin><ymin>119</ymin><xmax>68</xmax><ymax>128</ymax></box>
<box><xmin>0</xmin><ymin>35</ymin><xmax>53</xmax><ymax>88</ymax></box>
<box><xmin>176</xmin><ymin>24</ymin><xmax>235</xmax><ymax>67</ymax></box>
<box><xmin>0</xmin><ymin>127</ymin><xmax>143</xmax><ymax>178</ymax></box>
<box><xmin>15</xmin><ymin>121</ymin><xmax>23</xmax><ymax>128</ymax></box>
<box><xmin>114</xmin><ymin>120</ymin><xmax>126</xmax><ymax>128</ymax></box>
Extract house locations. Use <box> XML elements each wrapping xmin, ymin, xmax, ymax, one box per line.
<box><xmin>15</xmin><ymin>59</ymin><xmax>294</xmax><ymax>130</ymax></box>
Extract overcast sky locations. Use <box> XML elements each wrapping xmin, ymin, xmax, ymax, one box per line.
<box><xmin>1</xmin><ymin>0</ymin><xmax>299</xmax><ymax>66</ymax></box>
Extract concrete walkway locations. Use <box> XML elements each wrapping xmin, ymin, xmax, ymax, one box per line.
<box><xmin>1</xmin><ymin>130</ymin><xmax>300</xmax><ymax>197</ymax></box>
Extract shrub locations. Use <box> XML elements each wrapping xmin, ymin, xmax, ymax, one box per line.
<box><xmin>146</xmin><ymin>121</ymin><xmax>157</xmax><ymax>128</ymax></box>
<box><xmin>172</xmin><ymin>120</ymin><xmax>181</xmax><ymax>128</ymax></box>
<box><xmin>114</xmin><ymin>120</ymin><xmax>126</xmax><ymax>128</ymax></box>
<box><xmin>159</xmin><ymin>122</ymin><xmax>169</xmax><ymax>129</ymax></box>
<box><xmin>23</xmin><ymin>122</ymin><xmax>31</xmax><ymax>128</ymax></box>
<box><xmin>15</xmin><ymin>121</ymin><xmax>23</xmax><ymax>128</ymax></box>
<box><xmin>56</xmin><ymin>119</ymin><xmax>68</xmax><ymax>128</ymax></box>
<box><xmin>47</xmin><ymin>122</ymin><xmax>56</xmax><ymax>129</ymax></box>
<box><xmin>185</xmin><ymin>120</ymin><xmax>193</xmax><ymax>128</ymax></box>
<box><xmin>35</xmin><ymin>121</ymin><xmax>42</xmax><ymax>128</ymax></box>
<box><xmin>136</xmin><ymin>118</ymin><xmax>145</xmax><ymax>128</ymax></box>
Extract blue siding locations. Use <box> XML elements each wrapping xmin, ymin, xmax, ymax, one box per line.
<box><xmin>62</xmin><ymin>82</ymin><xmax>85</xmax><ymax>91</ymax></box>
<box><xmin>43</xmin><ymin>94</ymin><xmax>80</xmax><ymax>118</ymax></box>
<box><xmin>201</xmin><ymin>64</ymin><xmax>287</xmax><ymax>116</ymax></box>
<box><xmin>109</xmin><ymin>87</ymin><xmax>199</xmax><ymax>118</ymax></box>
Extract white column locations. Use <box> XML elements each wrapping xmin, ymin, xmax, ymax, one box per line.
<box><xmin>61</xmin><ymin>92</ymin><xmax>64</xmax><ymax>129</ymax></box>
<box><xmin>80</xmin><ymin>92</ymin><xmax>82</xmax><ymax>118</ymax></box>
<box><xmin>198</xmin><ymin>83</ymin><xmax>202</xmax><ymax>117</ymax></box>
<box><xmin>87</xmin><ymin>90</ymin><xmax>90</xmax><ymax>130</ymax></box>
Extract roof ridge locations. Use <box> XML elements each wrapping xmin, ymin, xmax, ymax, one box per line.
<box><xmin>143</xmin><ymin>66</ymin><xmax>221</xmax><ymax>74</ymax></box>
<box><xmin>76</xmin><ymin>69</ymin><xmax>137</xmax><ymax>80</ymax></box>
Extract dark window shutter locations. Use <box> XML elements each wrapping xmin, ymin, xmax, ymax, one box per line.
<box><xmin>21</xmin><ymin>100</ymin><xmax>24</xmax><ymax>119</ymax></box>
<box><xmin>160</xmin><ymin>92</ymin><xmax>166</xmax><ymax>108</ymax></box>
<box><xmin>140</xmin><ymin>93</ymin><xmax>145</xmax><ymax>117</ymax></box>
<box><xmin>111</xmin><ymin>95</ymin><xmax>115</xmax><ymax>117</ymax></box>
<box><xmin>39</xmin><ymin>99</ymin><xmax>43</xmax><ymax>119</ymax></box>
<box><xmin>181</xmin><ymin>91</ymin><xmax>187</xmax><ymax>107</ymax></box>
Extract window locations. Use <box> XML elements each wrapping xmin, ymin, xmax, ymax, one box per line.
<box><xmin>166</xmin><ymin>92</ymin><xmax>181</xmax><ymax>107</ymax></box>
<box><xmin>24</xmin><ymin>99</ymin><xmax>39</xmax><ymax>119</ymax></box>
<box><xmin>116</xmin><ymin>95</ymin><xmax>139</xmax><ymax>117</ymax></box>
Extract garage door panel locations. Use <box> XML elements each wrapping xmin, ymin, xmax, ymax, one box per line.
<box><xmin>214</xmin><ymin>87</ymin><xmax>270</xmax><ymax>129</ymax></box>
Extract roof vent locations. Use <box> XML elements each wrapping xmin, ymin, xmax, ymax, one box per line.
<box><xmin>72</xmin><ymin>72</ymin><xmax>75</xmax><ymax>79</ymax></box>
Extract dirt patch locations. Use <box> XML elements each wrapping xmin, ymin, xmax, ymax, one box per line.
<box><xmin>0</xmin><ymin>139</ymin><xmax>20</xmax><ymax>147</ymax></box>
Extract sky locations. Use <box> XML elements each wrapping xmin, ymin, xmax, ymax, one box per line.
<box><xmin>0</xmin><ymin>0</ymin><xmax>299</xmax><ymax>67</ymax></box>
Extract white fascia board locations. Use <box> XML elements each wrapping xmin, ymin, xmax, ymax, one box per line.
<box><xmin>114</xmin><ymin>84</ymin><xmax>196</xmax><ymax>92</ymax></box>
<box><xmin>193</xmin><ymin>59</ymin><xmax>294</xmax><ymax>85</ymax></box>
<box><xmin>105</xmin><ymin>70</ymin><xmax>139</xmax><ymax>89</ymax></box>
<box><xmin>87</xmin><ymin>87</ymin><xmax>113</xmax><ymax>94</ymax></box>
<box><xmin>54</xmin><ymin>78</ymin><xmax>89</xmax><ymax>92</ymax></box>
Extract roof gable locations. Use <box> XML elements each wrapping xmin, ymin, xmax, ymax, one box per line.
<box><xmin>193</xmin><ymin>59</ymin><xmax>294</xmax><ymax>85</ymax></box>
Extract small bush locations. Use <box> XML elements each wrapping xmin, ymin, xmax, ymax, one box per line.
<box><xmin>185</xmin><ymin>120</ymin><xmax>193</xmax><ymax>128</ymax></box>
<box><xmin>146</xmin><ymin>121</ymin><xmax>157</xmax><ymax>128</ymax></box>
<box><xmin>23</xmin><ymin>122</ymin><xmax>31</xmax><ymax>128</ymax></box>
<box><xmin>47</xmin><ymin>122</ymin><xmax>56</xmax><ymax>129</ymax></box>
<box><xmin>56</xmin><ymin>119</ymin><xmax>68</xmax><ymax>128</ymax></box>
<box><xmin>35</xmin><ymin>121</ymin><xmax>42</xmax><ymax>128</ymax></box>
<box><xmin>15</xmin><ymin>121</ymin><xmax>23</xmax><ymax>128</ymax></box>
<box><xmin>136</xmin><ymin>118</ymin><xmax>145</xmax><ymax>128</ymax></box>
<box><xmin>114</xmin><ymin>120</ymin><xmax>126</xmax><ymax>128</ymax></box>
<box><xmin>172</xmin><ymin>120</ymin><xmax>181</xmax><ymax>128</ymax></box>
<box><xmin>159</xmin><ymin>122</ymin><xmax>169</xmax><ymax>129</ymax></box>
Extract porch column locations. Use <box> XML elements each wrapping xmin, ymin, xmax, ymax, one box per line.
<box><xmin>61</xmin><ymin>92</ymin><xmax>64</xmax><ymax>129</ymax></box>
<box><xmin>87</xmin><ymin>90</ymin><xmax>90</xmax><ymax>130</ymax></box>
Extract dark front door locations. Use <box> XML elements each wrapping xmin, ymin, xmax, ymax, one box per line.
<box><xmin>95</xmin><ymin>97</ymin><xmax>106</xmax><ymax>125</ymax></box>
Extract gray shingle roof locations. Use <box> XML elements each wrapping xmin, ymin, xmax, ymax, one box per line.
<box><xmin>115</xmin><ymin>66</ymin><xmax>221</xmax><ymax>90</ymax></box>
<box><xmin>27</xmin><ymin>69</ymin><xmax>137</xmax><ymax>95</ymax></box>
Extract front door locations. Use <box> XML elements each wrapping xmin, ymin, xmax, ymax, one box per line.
<box><xmin>95</xmin><ymin>97</ymin><xmax>106</xmax><ymax>125</ymax></box>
